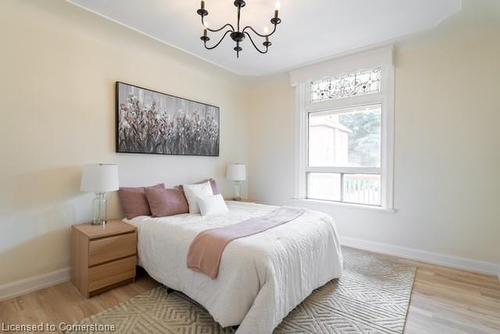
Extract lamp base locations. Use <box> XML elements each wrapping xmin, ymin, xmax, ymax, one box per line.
<box><xmin>92</xmin><ymin>193</ymin><xmax>108</xmax><ymax>225</ymax></box>
<box><xmin>232</xmin><ymin>181</ymin><xmax>242</xmax><ymax>201</ymax></box>
<box><xmin>91</xmin><ymin>220</ymin><xmax>107</xmax><ymax>226</ymax></box>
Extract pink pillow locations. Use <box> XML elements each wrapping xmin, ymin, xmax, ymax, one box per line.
<box><xmin>118</xmin><ymin>183</ymin><xmax>164</xmax><ymax>219</ymax></box>
<box><xmin>176</xmin><ymin>179</ymin><xmax>220</xmax><ymax>195</ymax></box>
<box><xmin>145</xmin><ymin>187</ymin><xmax>189</xmax><ymax>217</ymax></box>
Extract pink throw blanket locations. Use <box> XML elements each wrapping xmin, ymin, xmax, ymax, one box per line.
<box><xmin>187</xmin><ymin>207</ymin><xmax>305</xmax><ymax>279</ymax></box>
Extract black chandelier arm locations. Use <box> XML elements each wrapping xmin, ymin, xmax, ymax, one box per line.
<box><xmin>243</xmin><ymin>32</ymin><xmax>269</xmax><ymax>54</ymax></box>
<box><xmin>204</xmin><ymin>30</ymin><xmax>233</xmax><ymax>50</ymax></box>
<box><xmin>197</xmin><ymin>0</ymin><xmax>281</xmax><ymax>57</ymax></box>
<box><xmin>242</xmin><ymin>24</ymin><xmax>277</xmax><ymax>38</ymax></box>
<box><xmin>201</xmin><ymin>16</ymin><xmax>235</xmax><ymax>33</ymax></box>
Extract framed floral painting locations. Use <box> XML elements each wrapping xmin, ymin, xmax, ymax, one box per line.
<box><xmin>116</xmin><ymin>81</ymin><xmax>220</xmax><ymax>156</ymax></box>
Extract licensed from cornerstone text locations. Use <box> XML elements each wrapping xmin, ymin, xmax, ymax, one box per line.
<box><xmin>1</xmin><ymin>322</ymin><xmax>116</xmax><ymax>332</ymax></box>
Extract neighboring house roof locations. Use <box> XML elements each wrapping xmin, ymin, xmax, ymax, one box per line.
<box><xmin>309</xmin><ymin>117</ymin><xmax>352</xmax><ymax>133</ymax></box>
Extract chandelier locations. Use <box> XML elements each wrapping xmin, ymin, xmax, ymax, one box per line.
<box><xmin>197</xmin><ymin>0</ymin><xmax>282</xmax><ymax>58</ymax></box>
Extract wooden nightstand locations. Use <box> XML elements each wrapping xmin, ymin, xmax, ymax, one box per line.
<box><xmin>71</xmin><ymin>220</ymin><xmax>137</xmax><ymax>297</ymax></box>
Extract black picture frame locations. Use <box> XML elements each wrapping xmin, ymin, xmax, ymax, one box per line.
<box><xmin>115</xmin><ymin>81</ymin><xmax>220</xmax><ymax>157</ymax></box>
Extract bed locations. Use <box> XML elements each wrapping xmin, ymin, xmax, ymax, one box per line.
<box><xmin>125</xmin><ymin>201</ymin><xmax>343</xmax><ymax>334</ymax></box>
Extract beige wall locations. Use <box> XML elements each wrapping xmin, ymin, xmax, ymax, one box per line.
<box><xmin>1</xmin><ymin>0</ymin><xmax>499</xmax><ymax>287</ymax></box>
<box><xmin>247</xmin><ymin>0</ymin><xmax>500</xmax><ymax>266</ymax></box>
<box><xmin>0</xmin><ymin>0</ymin><xmax>249</xmax><ymax>285</ymax></box>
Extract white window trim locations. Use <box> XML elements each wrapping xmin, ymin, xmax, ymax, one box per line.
<box><xmin>291</xmin><ymin>46</ymin><xmax>395</xmax><ymax>210</ymax></box>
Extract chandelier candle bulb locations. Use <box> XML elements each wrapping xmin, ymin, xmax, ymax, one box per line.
<box><xmin>197</xmin><ymin>1</ymin><xmax>208</xmax><ymax>17</ymax></box>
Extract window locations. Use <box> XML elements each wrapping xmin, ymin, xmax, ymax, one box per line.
<box><xmin>308</xmin><ymin>105</ymin><xmax>381</xmax><ymax>168</ymax></box>
<box><xmin>307</xmin><ymin>104</ymin><xmax>382</xmax><ymax>206</ymax></box>
<box><xmin>310</xmin><ymin>67</ymin><xmax>382</xmax><ymax>102</ymax></box>
<box><xmin>293</xmin><ymin>49</ymin><xmax>394</xmax><ymax>209</ymax></box>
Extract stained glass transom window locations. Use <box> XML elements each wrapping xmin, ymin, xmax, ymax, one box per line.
<box><xmin>310</xmin><ymin>67</ymin><xmax>382</xmax><ymax>102</ymax></box>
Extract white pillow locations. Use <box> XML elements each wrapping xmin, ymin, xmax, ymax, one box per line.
<box><xmin>198</xmin><ymin>194</ymin><xmax>229</xmax><ymax>216</ymax></box>
<box><xmin>183</xmin><ymin>181</ymin><xmax>214</xmax><ymax>214</ymax></box>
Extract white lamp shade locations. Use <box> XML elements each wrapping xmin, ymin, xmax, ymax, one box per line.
<box><xmin>80</xmin><ymin>164</ymin><xmax>119</xmax><ymax>193</ymax></box>
<box><xmin>226</xmin><ymin>163</ymin><xmax>246</xmax><ymax>181</ymax></box>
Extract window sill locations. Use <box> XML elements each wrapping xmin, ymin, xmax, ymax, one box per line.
<box><xmin>291</xmin><ymin>198</ymin><xmax>397</xmax><ymax>213</ymax></box>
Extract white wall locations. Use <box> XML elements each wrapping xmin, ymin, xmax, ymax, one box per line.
<box><xmin>0</xmin><ymin>0</ymin><xmax>249</xmax><ymax>285</ymax></box>
<box><xmin>247</xmin><ymin>0</ymin><xmax>500</xmax><ymax>267</ymax></box>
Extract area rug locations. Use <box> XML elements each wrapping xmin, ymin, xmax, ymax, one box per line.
<box><xmin>66</xmin><ymin>247</ymin><xmax>415</xmax><ymax>334</ymax></box>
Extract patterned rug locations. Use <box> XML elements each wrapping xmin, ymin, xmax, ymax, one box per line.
<box><xmin>66</xmin><ymin>247</ymin><xmax>415</xmax><ymax>334</ymax></box>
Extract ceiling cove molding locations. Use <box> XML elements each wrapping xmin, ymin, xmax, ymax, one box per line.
<box><xmin>67</xmin><ymin>0</ymin><xmax>460</xmax><ymax>77</ymax></box>
<box><xmin>66</xmin><ymin>0</ymin><xmax>237</xmax><ymax>75</ymax></box>
<box><xmin>289</xmin><ymin>45</ymin><xmax>394</xmax><ymax>86</ymax></box>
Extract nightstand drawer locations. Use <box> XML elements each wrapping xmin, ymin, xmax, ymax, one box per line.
<box><xmin>88</xmin><ymin>256</ymin><xmax>136</xmax><ymax>292</ymax></box>
<box><xmin>88</xmin><ymin>232</ymin><xmax>137</xmax><ymax>266</ymax></box>
<box><xmin>72</xmin><ymin>221</ymin><xmax>137</xmax><ymax>297</ymax></box>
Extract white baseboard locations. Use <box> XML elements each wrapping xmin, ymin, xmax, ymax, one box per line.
<box><xmin>341</xmin><ymin>236</ymin><xmax>500</xmax><ymax>279</ymax></box>
<box><xmin>0</xmin><ymin>267</ymin><xmax>71</xmax><ymax>302</ymax></box>
<box><xmin>1</xmin><ymin>238</ymin><xmax>499</xmax><ymax>301</ymax></box>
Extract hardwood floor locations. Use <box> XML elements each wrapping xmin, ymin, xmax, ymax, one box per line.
<box><xmin>1</xmin><ymin>253</ymin><xmax>499</xmax><ymax>333</ymax></box>
<box><xmin>0</xmin><ymin>272</ymin><xmax>157</xmax><ymax>330</ymax></box>
<box><xmin>403</xmin><ymin>260</ymin><xmax>500</xmax><ymax>334</ymax></box>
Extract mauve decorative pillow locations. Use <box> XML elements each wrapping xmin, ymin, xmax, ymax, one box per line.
<box><xmin>118</xmin><ymin>183</ymin><xmax>164</xmax><ymax>219</ymax></box>
<box><xmin>145</xmin><ymin>187</ymin><xmax>189</xmax><ymax>217</ymax></box>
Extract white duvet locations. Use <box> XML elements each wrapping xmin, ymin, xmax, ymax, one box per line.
<box><xmin>126</xmin><ymin>202</ymin><xmax>343</xmax><ymax>334</ymax></box>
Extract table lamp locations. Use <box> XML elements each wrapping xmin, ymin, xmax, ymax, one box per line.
<box><xmin>226</xmin><ymin>163</ymin><xmax>246</xmax><ymax>201</ymax></box>
<box><xmin>80</xmin><ymin>163</ymin><xmax>119</xmax><ymax>225</ymax></box>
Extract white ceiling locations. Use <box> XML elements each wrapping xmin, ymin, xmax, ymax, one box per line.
<box><xmin>68</xmin><ymin>0</ymin><xmax>461</xmax><ymax>76</ymax></box>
